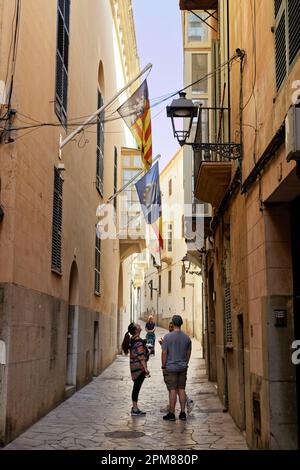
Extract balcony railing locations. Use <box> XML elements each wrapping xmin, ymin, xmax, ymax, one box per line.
<box><xmin>192</xmin><ymin>106</ymin><xmax>240</xmax><ymax>183</ymax></box>
<box><xmin>192</xmin><ymin>106</ymin><xmax>241</xmax><ymax>207</ymax></box>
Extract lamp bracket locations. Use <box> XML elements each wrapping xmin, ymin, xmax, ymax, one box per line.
<box><xmin>191</xmin><ymin>142</ymin><xmax>242</xmax><ymax>161</ymax></box>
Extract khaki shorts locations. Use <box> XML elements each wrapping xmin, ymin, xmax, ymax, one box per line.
<box><xmin>163</xmin><ymin>369</ymin><xmax>187</xmax><ymax>391</ymax></box>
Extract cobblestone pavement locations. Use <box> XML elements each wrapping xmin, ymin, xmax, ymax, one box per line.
<box><xmin>5</xmin><ymin>324</ymin><xmax>248</xmax><ymax>450</ymax></box>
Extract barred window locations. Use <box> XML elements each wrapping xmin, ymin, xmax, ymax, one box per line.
<box><xmin>224</xmin><ymin>285</ymin><xmax>233</xmax><ymax>345</ymax></box>
<box><xmin>55</xmin><ymin>0</ymin><xmax>70</xmax><ymax>126</ymax></box>
<box><xmin>51</xmin><ymin>168</ymin><xmax>63</xmax><ymax>273</ymax></box>
<box><xmin>96</xmin><ymin>90</ymin><xmax>104</xmax><ymax>196</ymax></box>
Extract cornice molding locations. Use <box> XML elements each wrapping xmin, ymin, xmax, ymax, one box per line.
<box><xmin>110</xmin><ymin>0</ymin><xmax>140</xmax><ymax>84</ymax></box>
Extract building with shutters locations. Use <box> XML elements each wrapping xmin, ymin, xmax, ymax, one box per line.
<box><xmin>179</xmin><ymin>0</ymin><xmax>300</xmax><ymax>450</ymax></box>
<box><xmin>140</xmin><ymin>148</ymin><xmax>204</xmax><ymax>345</ymax></box>
<box><xmin>0</xmin><ymin>0</ymin><xmax>145</xmax><ymax>444</ymax></box>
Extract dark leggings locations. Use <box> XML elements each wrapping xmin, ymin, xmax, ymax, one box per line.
<box><xmin>132</xmin><ymin>371</ymin><xmax>145</xmax><ymax>403</ymax></box>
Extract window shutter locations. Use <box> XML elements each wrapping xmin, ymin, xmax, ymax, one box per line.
<box><xmin>288</xmin><ymin>0</ymin><xmax>300</xmax><ymax>67</ymax></box>
<box><xmin>95</xmin><ymin>231</ymin><xmax>101</xmax><ymax>295</ymax></box>
<box><xmin>224</xmin><ymin>285</ymin><xmax>233</xmax><ymax>345</ymax></box>
<box><xmin>274</xmin><ymin>0</ymin><xmax>283</xmax><ymax>17</ymax></box>
<box><xmin>114</xmin><ymin>146</ymin><xmax>118</xmax><ymax>211</ymax></box>
<box><xmin>51</xmin><ymin>168</ymin><xmax>63</xmax><ymax>272</ymax></box>
<box><xmin>55</xmin><ymin>0</ymin><xmax>70</xmax><ymax>126</ymax></box>
<box><xmin>275</xmin><ymin>7</ymin><xmax>287</xmax><ymax>91</ymax></box>
<box><xmin>181</xmin><ymin>265</ymin><xmax>186</xmax><ymax>289</ymax></box>
<box><xmin>96</xmin><ymin>90</ymin><xmax>104</xmax><ymax>196</ymax></box>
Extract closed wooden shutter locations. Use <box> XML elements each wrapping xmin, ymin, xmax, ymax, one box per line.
<box><xmin>224</xmin><ymin>285</ymin><xmax>233</xmax><ymax>345</ymax></box>
<box><xmin>275</xmin><ymin>2</ymin><xmax>287</xmax><ymax>91</ymax></box>
<box><xmin>114</xmin><ymin>146</ymin><xmax>117</xmax><ymax>211</ymax></box>
<box><xmin>288</xmin><ymin>0</ymin><xmax>300</xmax><ymax>67</ymax></box>
<box><xmin>51</xmin><ymin>168</ymin><xmax>63</xmax><ymax>273</ymax></box>
<box><xmin>96</xmin><ymin>90</ymin><xmax>104</xmax><ymax>196</ymax></box>
<box><xmin>274</xmin><ymin>0</ymin><xmax>283</xmax><ymax>16</ymax></box>
<box><xmin>55</xmin><ymin>0</ymin><xmax>70</xmax><ymax>126</ymax></box>
<box><xmin>95</xmin><ymin>231</ymin><xmax>101</xmax><ymax>295</ymax></box>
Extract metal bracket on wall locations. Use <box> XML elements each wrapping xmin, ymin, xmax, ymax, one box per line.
<box><xmin>192</xmin><ymin>142</ymin><xmax>242</xmax><ymax>161</ymax></box>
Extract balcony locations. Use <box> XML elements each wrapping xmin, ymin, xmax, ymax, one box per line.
<box><xmin>118</xmin><ymin>214</ymin><xmax>146</xmax><ymax>262</ymax></box>
<box><xmin>179</xmin><ymin>0</ymin><xmax>218</xmax><ymax>10</ymax></box>
<box><xmin>192</xmin><ymin>106</ymin><xmax>240</xmax><ymax>208</ymax></box>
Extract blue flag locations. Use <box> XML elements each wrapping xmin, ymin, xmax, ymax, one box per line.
<box><xmin>135</xmin><ymin>162</ymin><xmax>162</xmax><ymax>224</ymax></box>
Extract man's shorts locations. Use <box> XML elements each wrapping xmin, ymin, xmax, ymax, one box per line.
<box><xmin>163</xmin><ymin>369</ymin><xmax>187</xmax><ymax>391</ymax></box>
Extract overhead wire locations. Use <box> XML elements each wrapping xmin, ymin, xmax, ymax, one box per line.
<box><xmin>1</xmin><ymin>52</ymin><xmax>241</xmax><ymax>143</ymax></box>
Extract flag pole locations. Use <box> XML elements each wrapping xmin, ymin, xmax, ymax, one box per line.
<box><xmin>60</xmin><ymin>63</ymin><xmax>152</xmax><ymax>150</ymax></box>
<box><xmin>96</xmin><ymin>154</ymin><xmax>161</xmax><ymax>218</ymax></box>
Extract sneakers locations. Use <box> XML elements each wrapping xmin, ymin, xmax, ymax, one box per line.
<box><xmin>163</xmin><ymin>412</ymin><xmax>176</xmax><ymax>421</ymax></box>
<box><xmin>186</xmin><ymin>397</ymin><xmax>194</xmax><ymax>414</ymax></box>
<box><xmin>179</xmin><ymin>411</ymin><xmax>187</xmax><ymax>421</ymax></box>
<box><xmin>131</xmin><ymin>408</ymin><xmax>146</xmax><ymax>416</ymax></box>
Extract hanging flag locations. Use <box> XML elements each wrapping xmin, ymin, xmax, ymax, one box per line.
<box><xmin>135</xmin><ymin>162</ymin><xmax>163</xmax><ymax>265</ymax></box>
<box><xmin>117</xmin><ymin>80</ymin><xmax>152</xmax><ymax>170</ymax></box>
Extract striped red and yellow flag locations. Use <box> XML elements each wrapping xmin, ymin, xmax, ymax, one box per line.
<box><xmin>117</xmin><ymin>80</ymin><xmax>152</xmax><ymax>170</ymax></box>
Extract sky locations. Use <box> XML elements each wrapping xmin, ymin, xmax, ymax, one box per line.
<box><xmin>132</xmin><ymin>0</ymin><xmax>183</xmax><ymax>171</ymax></box>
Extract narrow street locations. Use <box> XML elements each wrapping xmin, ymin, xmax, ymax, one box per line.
<box><xmin>5</xmin><ymin>325</ymin><xmax>247</xmax><ymax>451</ymax></box>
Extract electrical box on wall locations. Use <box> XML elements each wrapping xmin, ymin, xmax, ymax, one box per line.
<box><xmin>286</xmin><ymin>106</ymin><xmax>300</xmax><ymax>162</ymax></box>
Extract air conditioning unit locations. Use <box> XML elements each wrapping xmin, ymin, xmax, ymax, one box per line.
<box><xmin>286</xmin><ymin>106</ymin><xmax>300</xmax><ymax>162</ymax></box>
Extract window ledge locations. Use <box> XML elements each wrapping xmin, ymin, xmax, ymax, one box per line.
<box><xmin>51</xmin><ymin>268</ymin><xmax>63</xmax><ymax>277</ymax></box>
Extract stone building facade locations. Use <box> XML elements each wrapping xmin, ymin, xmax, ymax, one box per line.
<box><xmin>0</xmin><ymin>0</ymin><xmax>142</xmax><ymax>445</ymax></box>
<box><xmin>180</xmin><ymin>0</ymin><xmax>300</xmax><ymax>449</ymax></box>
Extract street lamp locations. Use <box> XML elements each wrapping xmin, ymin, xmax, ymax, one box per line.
<box><xmin>182</xmin><ymin>254</ymin><xmax>202</xmax><ymax>276</ymax></box>
<box><xmin>167</xmin><ymin>92</ymin><xmax>198</xmax><ymax>146</ymax></box>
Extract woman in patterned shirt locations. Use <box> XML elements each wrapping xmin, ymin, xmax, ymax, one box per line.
<box><xmin>122</xmin><ymin>323</ymin><xmax>150</xmax><ymax>416</ymax></box>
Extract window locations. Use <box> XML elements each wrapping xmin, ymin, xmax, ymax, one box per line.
<box><xmin>224</xmin><ymin>285</ymin><xmax>232</xmax><ymax>345</ymax></box>
<box><xmin>55</xmin><ymin>0</ymin><xmax>70</xmax><ymax>126</ymax></box>
<box><xmin>183</xmin><ymin>297</ymin><xmax>186</xmax><ymax>311</ymax></box>
<box><xmin>168</xmin><ymin>271</ymin><xmax>172</xmax><ymax>293</ymax></box>
<box><xmin>114</xmin><ymin>146</ymin><xmax>118</xmax><ymax>212</ymax></box>
<box><xmin>182</xmin><ymin>214</ymin><xmax>185</xmax><ymax>238</ymax></box>
<box><xmin>51</xmin><ymin>168</ymin><xmax>63</xmax><ymax>273</ymax></box>
<box><xmin>192</xmin><ymin>54</ymin><xmax>208</xmax><ymax>93</ymax></box>
<box><xmin>181</xmin><ymin>265</ymin><xmax>186</xmax><ymax>289</ymax></box>
<box><xmin>95</xmin><ymin>230</ymin><xmax>101</xmax><ymax>295</ymax></box>
<box><xmin>188</xmin><ymin>12</ymin><xmax>209</xmax><ymax>43</ymax></box>
<box><xmin>150</xmin><ymin>280</ymin><xmax>153</xmax><ymax>300</ymax></box>
<box><xmin>158</xmin><ymin>275</ymin><xmax>161</xmax><ymax>296</ymax></box>
<box><xmin>274</xmin><ymin>0</ymin><xmax>300</xmax><ymax>91</ymax></box>
<box><xmin>96</xmin><ymin>90</ymin><xmax>104</xmax><ymax>196</ymax></box>
<box><xmin>169</xmin><ymin>178</ymin><xmax>172</xmax><ymax>196</ymax></box>
<box><xmin>167</xmin><ymin>223</ymin><xmax>173</xmax><ymax>252</ymax></box>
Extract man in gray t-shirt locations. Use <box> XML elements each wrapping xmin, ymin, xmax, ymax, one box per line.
<box><xmin>161</xmin><ymin>315</ymin><xmax>192</xmax><ymax>421</ymax></box>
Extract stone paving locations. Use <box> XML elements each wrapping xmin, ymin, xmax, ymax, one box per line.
<box><xmin>5</xmin><ymin>324</ymin><xmax>248</xmax><ymax>450</ymax></box>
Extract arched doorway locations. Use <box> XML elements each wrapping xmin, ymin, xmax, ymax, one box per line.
<box><xmin>66</xmin><ymin>261</ymin><xmax>79</xmax><ymax>391</ymax></box>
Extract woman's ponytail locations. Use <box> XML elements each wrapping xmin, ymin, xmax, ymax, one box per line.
<box><xmin>121</xmin><ymin>332</ymin><xmax>130</xmax><ymax>355</ymax></box>
<box><xmin>121</xmin><ymin>323</ymin><xmax>137</xmax><ymax>355</ymax></box>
